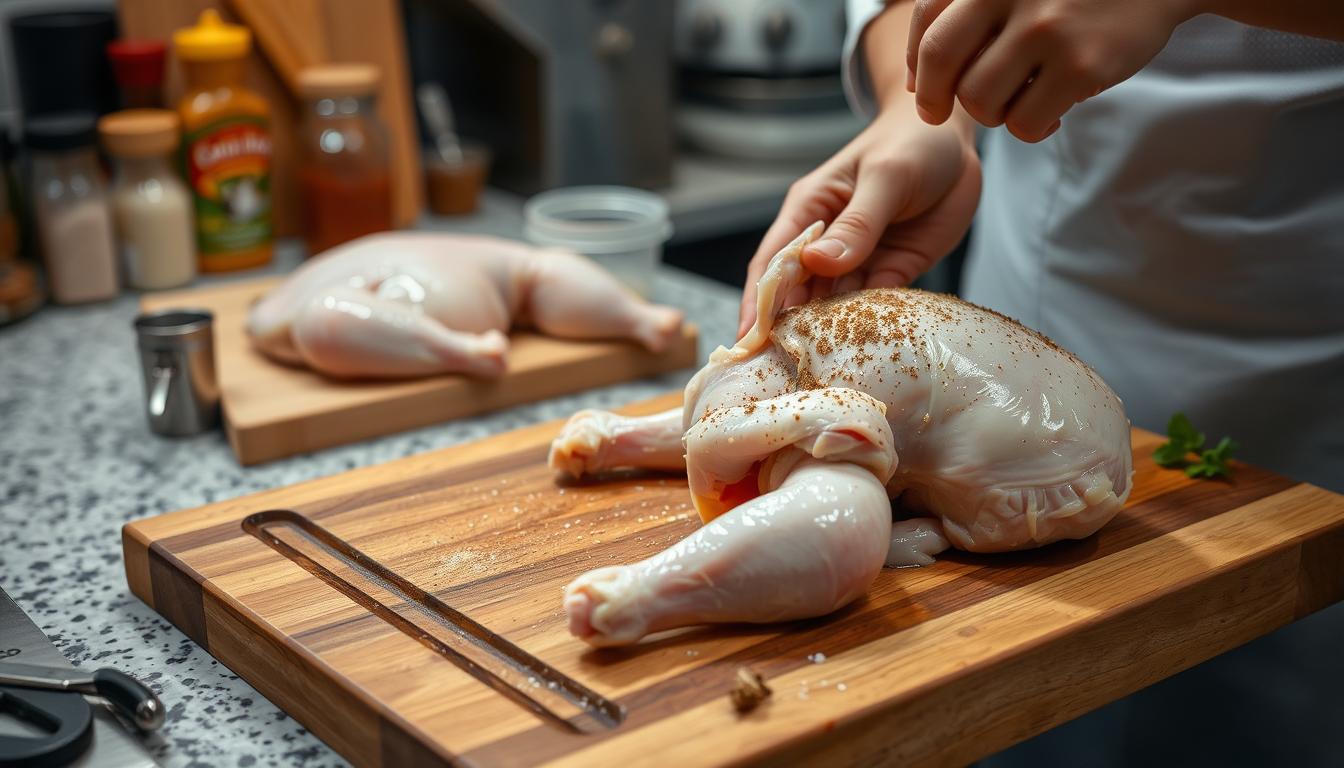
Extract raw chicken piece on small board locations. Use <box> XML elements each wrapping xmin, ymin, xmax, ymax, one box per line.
<box><xmin>140</xmin><ymin>275</ymin><xmax>697</xmax><ymax>465</ymax></box>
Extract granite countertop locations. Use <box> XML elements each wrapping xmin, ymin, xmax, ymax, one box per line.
<box><xmin>0</xmin><ymin>247</ymin><xmax>742</xmax><ymax>767</ymax></box>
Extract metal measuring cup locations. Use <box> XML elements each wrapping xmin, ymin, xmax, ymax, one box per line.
<box><xmin>132</xmin><ymin>309</ymin><xmax>219</xmax><ymax>436</ymax></box>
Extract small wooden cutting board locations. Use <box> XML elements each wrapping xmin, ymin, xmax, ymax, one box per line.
<box><xmin>140</xmin><ymin>279</ymin><xmax>698</xmax><ymax>465</ymax></box>
<box><xmin>123</xmin><ymin>392</ymin><xmax>1344</xmax><ymax>767</ymax></box>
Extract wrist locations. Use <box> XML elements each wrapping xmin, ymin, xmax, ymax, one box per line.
<box><xmin>874</xmin><ymin>95</ymin><xmax>977</xmax><ymax>150</ymax></box>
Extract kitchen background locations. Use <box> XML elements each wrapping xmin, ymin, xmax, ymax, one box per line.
<box><xmin>0</xmin><ymin>0</ymin><xmax>968</xmax><ymax>325</ymax></box>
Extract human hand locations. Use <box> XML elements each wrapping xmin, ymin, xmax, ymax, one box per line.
<box><xmin>907</xmin><ymin>0</ymin><xmax>1195</xmax><ymax>141</ymax></box>
<box><xmin>738</xmin><ymin>107</ymin><xmax>980</xmax><ymax>337</ymax></box>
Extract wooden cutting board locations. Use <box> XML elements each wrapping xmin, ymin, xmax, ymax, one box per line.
<box><xmin>140</xmin><ymin>281</ymin><xmax>698</xmax><ymax>465</ymax></box>
<box><xmin>123</xmin><ymin>392</ymin><xmax>1344</xmax><ymax>767</ymax></box>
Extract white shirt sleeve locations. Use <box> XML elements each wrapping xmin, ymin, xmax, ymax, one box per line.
<box><xmin>843</xmin><ymin>0</ymin><xmax>889</xmax><ymax>119</ymax></box>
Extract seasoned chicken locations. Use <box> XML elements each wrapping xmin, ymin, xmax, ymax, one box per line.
<box><xmin>550</xmin><ymin>223</ymin><xmax>1134</xmax><ymax>646</ymax></box>
<box><xmin>247</xmin><ymin>233</ymin><xmax>684</xmax><ymax>378</ymax></box>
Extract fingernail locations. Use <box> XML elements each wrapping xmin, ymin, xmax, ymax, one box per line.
<box><xmin>1043</xmin><ymin>120</ymin><xmax>1061</xmax><ymax>139</ymax></box>
<box><xmin>808</xmin><ymin>238</ymin><xmax>848</xmax><ymax>260</ymax></box>
<box><xmin>916</xmin><ymin>103</ymin><xmax>936</xmax><ymax>124</ymax></box>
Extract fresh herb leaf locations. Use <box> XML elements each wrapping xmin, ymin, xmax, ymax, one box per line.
<box><xmin>1186</xmin><ymin>437</ymin><xmax>1238</xmax><ymax>479</ymax></box>
<box><xmin>1153</xmin><ymin>412</ymin><xmax>1205</xmax><ymax>467</ymax></box>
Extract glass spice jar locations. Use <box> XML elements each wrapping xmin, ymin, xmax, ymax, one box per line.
<box><xmin>297</xmin><ymin>63</ymin><xmax>394</xmax><ymax>256</ymax></box>
<box><xmin>25</xmin><ymin>112</ymin><xmax>120</xmax><ymax>304</ymax></box>
<box><xmin>100</xmin><ymin>109</ymin><xmax>197</xmax><ymax>290</ymax></box>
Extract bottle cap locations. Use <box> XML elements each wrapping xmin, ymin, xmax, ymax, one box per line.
<box><xmin>24</xmin><ymin>112</ymin><xmax>99</xmax><ymax>152</ymax></box>
<box><xmin>107</xmin><ymin>39</ymin><xmax>166</xmax><ymax>87</ymax></box>
<box><xmin>173</xmin><ymin>9</ymin><xmax>250</xmax><ymax>61</ymax></box>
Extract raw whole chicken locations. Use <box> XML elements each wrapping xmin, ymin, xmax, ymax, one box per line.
<box><xmin>549</xmin><ymin>223</ymin><xmax>1134</xmax><ymax>646</ymax></box>
<box><xmin>247</xmin><ymin>233</ymin><xmax>684</xmax><ymax>378</ymax></box>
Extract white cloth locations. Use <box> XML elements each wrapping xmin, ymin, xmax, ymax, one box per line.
<box><xmin>844</xmin><ymin>3</ymin><xmax>1344</xmax><ymax>492</ymax></box>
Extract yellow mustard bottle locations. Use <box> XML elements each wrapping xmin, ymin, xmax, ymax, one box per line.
<box><xmin>173</xmin><ymin>9</ymin><xmax>272</xmax><ymax>272</ymax></box>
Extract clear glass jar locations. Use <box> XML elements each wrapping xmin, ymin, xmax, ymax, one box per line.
<box><xmin>100</xmin><ymin>109</ymin><xmax>196</xmax><ymax>290</ymax></box>
<box><xmin>524</xmin><ymin>186</ymin><xmax>672</xmax><ymax>298</ymax></box>
<box><xmin>27</xmin><ymin>113</ymin><xmax>120</xmax><ymax>304</ymax></box>
<box><xmin>297</xmin><ymin>64</ymin><xmax>394</xmax><ymax>256</ymax></box>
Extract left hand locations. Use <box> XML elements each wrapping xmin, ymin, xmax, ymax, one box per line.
<box><xmin>906</xmin><ymin>0</ymin><xmax>1196</xmax><ymax>142</ymax></box>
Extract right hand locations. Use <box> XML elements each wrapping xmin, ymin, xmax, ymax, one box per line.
<box><xmin>738</xmin><ymin>106</ymin><xmax>981</xmax><ymax>337</ymax></box>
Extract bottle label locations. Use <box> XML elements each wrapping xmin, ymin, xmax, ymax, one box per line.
<box><xmin>184</xmin><ymin>116</ymin><xmax>272</xmax><ymax>255</ymax></box>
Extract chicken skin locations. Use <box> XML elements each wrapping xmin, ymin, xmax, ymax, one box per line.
<box><xmin>247</xmin><ymin>233</ymin><xmax>684</xmax><ymax>379</ymax></box>
<box><xmin>550</xmin><ymin>223</ymin><xmax>1134</xmax><ymax>646</ymax></box>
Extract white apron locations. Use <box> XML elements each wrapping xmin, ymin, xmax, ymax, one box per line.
<box><xmin>843</xmin><ymin>4</ymin><xmax>1344</xmax><ymax>765</ymax></box>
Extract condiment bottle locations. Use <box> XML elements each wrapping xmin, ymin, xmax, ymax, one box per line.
<box><xmin>173</xmin><ymin>9</ymin><xmax>272</xmax><ymax>273</ymax></box>
<box><xmin>297</xmin><ymin>64</ymin><xmax>393</xmax><ymax>255</ymax></box>
<box><xmin>25</xmin><ymin>113</ymin><xmax>120</xmax><ymax>305</ymax></box>
<box><xmin>107</xmin><ymin>40</ymin><xmax>167</xmax><ymax>109</ymax></box>
<box><xmin>100</xmin><ymin>110</ymin><xmax>197</xmax><ymax>290</ymax></box>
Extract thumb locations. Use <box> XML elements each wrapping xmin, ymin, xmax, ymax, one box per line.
<box><xmin>801</xmin><ymin>166</ymin><xmax>905</xmax><ymax>278</ymax></box>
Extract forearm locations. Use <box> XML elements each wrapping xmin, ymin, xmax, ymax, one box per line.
<box><xmin>861</xmin><ymin>1</ymin><xmax>976</xmax><ymax>145</ymax></box>
<box><xmin>1199</xmin><ymin>0</ymin><xmax>1344</xmax><ymax>41</ymax></box>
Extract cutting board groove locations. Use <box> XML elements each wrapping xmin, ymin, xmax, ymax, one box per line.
<box><xmin>123</xmin><ymin>393</ymin><xmax>1344</xmax><ymax>767</ymax></box>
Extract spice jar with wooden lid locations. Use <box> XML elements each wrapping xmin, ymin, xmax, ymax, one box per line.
<box><xmin>100</xmin><ymin>109</ymin><xmax>196</xmax><ymax>290</ymax></box>
<box><xmin>297</xmin><ymin>64</ymin><xmax>394</xmax><ymax>256</ymax></box>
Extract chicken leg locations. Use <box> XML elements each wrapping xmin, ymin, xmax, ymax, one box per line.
<box><xmin>565</xmin><ymin>458</ymin><xmax>892</xmax><ymax>646</ymax></box>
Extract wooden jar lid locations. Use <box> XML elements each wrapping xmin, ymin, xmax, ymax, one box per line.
<box><xmin>98</xmin><ymin>109</ymin><xmax>180</xmax><ymax>158</ymax></box>
<box><xmin>298</xmin><ymin>64</ymin><xmax>381</xmax><ymax>99</ymax></box>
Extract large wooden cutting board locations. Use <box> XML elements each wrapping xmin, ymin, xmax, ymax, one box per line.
<box><xmin>123</xmin><ymin>392</ymin><xmax>1344</xmax><ymax>767</ymax></box>
<box><xmin>140</xmin><ymin>281</ymin><xmax>698</xmax><ymax>465</ymax></box>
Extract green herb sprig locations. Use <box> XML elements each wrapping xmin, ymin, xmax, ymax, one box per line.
<box><xmin>1153</xmin><ymin>413</ymin><xmax>1238</xmax><ymax>479</ymax></box>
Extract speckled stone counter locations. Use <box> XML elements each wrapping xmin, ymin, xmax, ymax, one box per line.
<box><xmin>0</xmin><ymin>256</ymin><xmax>740</xmax><ymax>767</ymax></box>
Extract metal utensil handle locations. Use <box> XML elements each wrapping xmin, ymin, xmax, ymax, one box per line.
<box><xmin>90</xmin><ymin>669</ymin><xmax>164</xmax><ymax>733</ymax></box>
<box><xmin>416</xmin><ymin>82</ymin><xmax>465</xmax><ymax>165</ymax></box>
<box><xmin>148</xmin><ymin>364</ymin><xmax>173</xmax><ymax>418</ymax></box>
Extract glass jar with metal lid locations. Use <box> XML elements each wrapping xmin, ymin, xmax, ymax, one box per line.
<box><xmin>297</xmin><ymin>63</ymin><xmax>394</xmax><ymax>256</ymax></box>
<box><xmin>26</xmin><ymin>112</ymin><xmax>120</xmax><ymax>304</ymax></box>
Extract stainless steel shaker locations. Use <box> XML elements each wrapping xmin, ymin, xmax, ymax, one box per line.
<box><xmin>133</xmin><ymin>309</ymin><xmax>219</xmax><ymax>436</ymax></box>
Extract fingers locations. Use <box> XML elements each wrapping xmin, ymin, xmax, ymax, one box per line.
<box><xmin>1004</xmin><ymin>65</ymin><xmax>1082</xmax><ymax>142</ymax></box>
<box><xmin>802</xmin><ymin>161</ymin><xmax>910</xmax><ymax>278</ymax></box>
<box><xmin>955</xmin><ymin>29</ymin><xmax>1039</xmax><ymax>128</ymax></box>
<box><xmin>912</xmin><ymin>0</ymin><xmax>1000</xmax><ymax>124</ymax></box>
<box><xmin>907</xmin><ymin>0</ymin><xmax>955</xmax><ymax>81</ymax></box>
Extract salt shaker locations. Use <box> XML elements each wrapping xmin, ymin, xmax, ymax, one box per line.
<box><xmin>25</xmin><ymin>113</ymin><xmax>119</xmax><ymax>304</ymax></box>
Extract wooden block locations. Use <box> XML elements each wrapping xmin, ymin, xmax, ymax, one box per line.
<box><xmin>140</xmin><ymin>282</ymin><xmax>699</xmax><ymax>465</ymax></box>
<box><xmin>123</xmin><ymin>393</ymin><xmax>1344</xmax><ymax>766</ymax></box>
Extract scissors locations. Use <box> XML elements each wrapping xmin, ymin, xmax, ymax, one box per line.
<box><xmin>0</xmin><ymin>587</ymin><xmax>162</xmax><ymax>767</ymax></box>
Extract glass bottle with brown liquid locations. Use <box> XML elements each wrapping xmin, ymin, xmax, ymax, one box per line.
<box><xmin>297</xmin><ymin>64</ymin><xmax>394</xmax><ymax>256</ymax></box>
